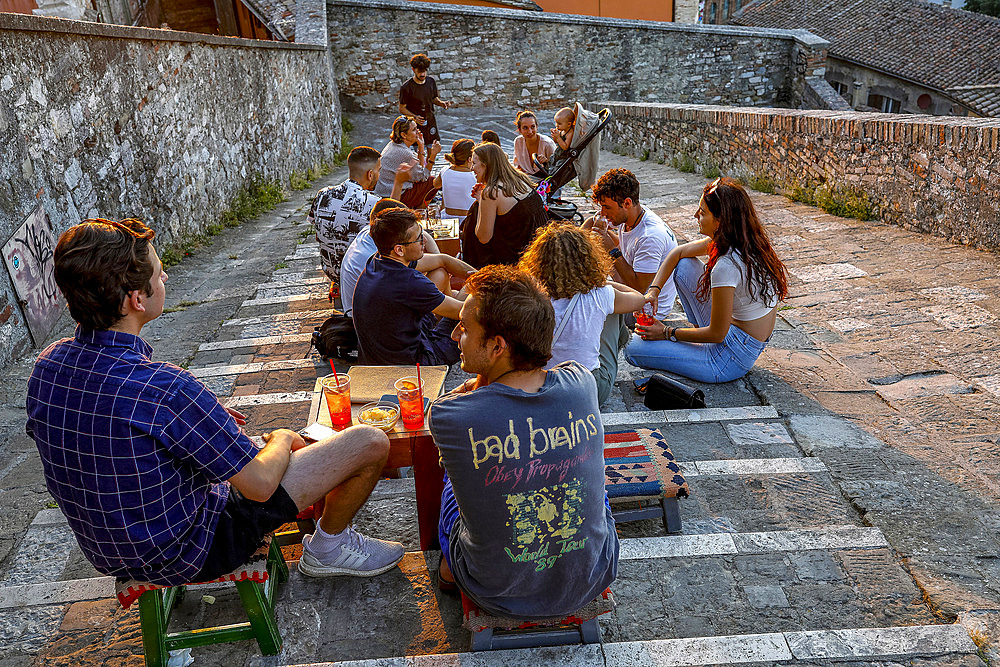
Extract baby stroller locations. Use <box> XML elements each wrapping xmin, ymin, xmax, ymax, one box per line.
<box><xmin>533</xmin><ymin>105</ymin><xmax>612</xmax><ymax>222</ymax></box>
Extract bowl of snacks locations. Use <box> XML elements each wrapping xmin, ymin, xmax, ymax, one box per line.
<box><xmin>357</xmin><ymin>402</ymin><xmax>399</xmax><ymax>432</ymax></box>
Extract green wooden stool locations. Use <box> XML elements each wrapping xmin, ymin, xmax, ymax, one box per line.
<box><xmin>115</xmin><ymin>535</ymin><xmax>288</xmax><ymax>666</ymax></box>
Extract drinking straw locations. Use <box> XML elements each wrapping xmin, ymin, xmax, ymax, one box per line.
<box><xmin>416</xmin><ymin>362</ymin><xmax>423</xmax><ymax>401</ymax></box>
<box><xmin>329</xmin><ymin>359</ymin><xmax>340</xmax><ymax>385</ymax></box>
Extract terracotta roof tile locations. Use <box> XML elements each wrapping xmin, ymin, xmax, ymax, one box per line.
<box><xmin>734</xmin><ymin>0</ymin><xmax>1000</xmax><ymax>113</ymax></box>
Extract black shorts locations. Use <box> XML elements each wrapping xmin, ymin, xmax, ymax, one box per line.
<box><xmin>195</xmin><ymin>485</ymin><xmax>299</xmax><ymax>581</ymax></box>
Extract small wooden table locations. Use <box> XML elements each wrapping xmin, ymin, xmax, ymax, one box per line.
<box><xmin>307</xmin><ymin>366</ymin><xmax>447</xmax><ymax>551</ymax></box>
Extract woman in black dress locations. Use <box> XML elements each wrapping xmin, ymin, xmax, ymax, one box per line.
<box><xmin>460</xmin><ymin>142</ymin><xmax>548</xmax><ymax>269</ymax></box>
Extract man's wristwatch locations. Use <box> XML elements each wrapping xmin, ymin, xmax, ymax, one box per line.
<box><xmin>609</xmin><ymin>247</ymin><xmax>622</xmax><ymax>259</ymax></box>
<box><xmin>668</xmin><ymin>327</ymin><xmax>678</xmax><ymax>342</ymax></box>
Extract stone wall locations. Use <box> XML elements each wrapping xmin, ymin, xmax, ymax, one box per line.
<box><xmin>327</xmin><ymin>0</ymin><xmax>829</xmax><ymax>112</ymax></box>
<box><xmin>0</xmin><ymin>13</ymin><xmax>340</xmax><ymax>366</ymax></box>
<box><xmin>598</xmin><ymin>101</ymin><xmax>1000</xmax><ymax>250</ymax></box>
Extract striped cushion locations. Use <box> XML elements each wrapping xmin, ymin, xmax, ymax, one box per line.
<box><xmin>115</xmin><ymin>535</ymin><xmax>273</xmax><ymax>610</ymax></box>
<box><xmin>461</xmin><ymin>588</ymin><xmax>615</xmax><ymax>631</ymax></box>
<box><xmin>605</xmin><ymin>428</ymin><xmax>688</xmax><ymax>502</ymax></box>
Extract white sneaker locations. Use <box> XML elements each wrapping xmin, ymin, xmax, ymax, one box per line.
<box><xmin>298</xmin><ymin>527</ymin><xmax>404</xmax><ymax>578</ymax></box>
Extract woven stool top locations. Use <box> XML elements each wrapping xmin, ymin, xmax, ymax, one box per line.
<box><xmin>461</xmin><ymin>588</ymin><xmax>615</xmax><ymax>631</ymax></box>
<box><xmin>115</xmin><ymin>535</ymin><xmax>273</xmax><ymax>609</ymax></box>
<box><xmin>605</xmin><ymin>427</ymin><xmax>688</xmax><ymax>501</ymax></box>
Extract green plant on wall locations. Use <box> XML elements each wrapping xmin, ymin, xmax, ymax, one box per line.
<box><xmin>160</xmin><ymin>176</ymin><xmax>286</xmax><ymax>269</ymax></box>
<box><xmin>671</xmin><ymin>154</ymin><xmax>696</xmax><ymax>173</ymax></box>
<box><xmin>788</xmin><ymin>181</ymin><xmax>877</xmax><ymax>221</ymax></box>
<box><xmin>748</xmin><ymin>174</ymin><xmax>776</xmax><ymax>194</ymax></box>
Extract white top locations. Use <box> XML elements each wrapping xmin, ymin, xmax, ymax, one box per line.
<box><xmin>711</xmin><ymin>251</ymin><xmax>778</xmax><ymax>321</ymax></box>
<box><xmin>617</xmin><ymin>206</ymin><xmax>678</xmax><ymax>314</ymax></box>
<box><xmin>339</xmin><ymin>227</ymin><xmax>378</xmax><ymax>317</ymax></box>
<box><xmin>439</xmin><ymin>166</ymin><xmax>477</xmax><ymax>213</ymax></box>
<box><xmin>545</xmin><ymin>285</ymin><xmax>616</xmax><ymax>371</ymax></box>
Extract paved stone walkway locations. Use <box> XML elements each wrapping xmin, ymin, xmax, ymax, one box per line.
<box><xmin>0</xmin><ymin>108</ymin><xmax>995</xmax><ymax>665</ymax></box>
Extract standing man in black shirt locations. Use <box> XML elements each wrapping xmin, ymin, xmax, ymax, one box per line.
<box><xmin>399</xmin><ymin>53</ymin><xmax>451</xmax><ymax>146</ymax></box>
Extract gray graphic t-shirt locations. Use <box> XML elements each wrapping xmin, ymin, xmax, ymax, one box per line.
<box><xmin>429</xmin><ymin>361</ymin><xmax>619</xmax><ymax>619</ymax></box>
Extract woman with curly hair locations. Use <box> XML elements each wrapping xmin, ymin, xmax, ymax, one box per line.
<box><xmin>625</xmin><ymin>177</ymin><xmax>789</xmax><ymax>383</ymax></box>
<box><xmin>520</xmin><ymin>224</ymin><xmax>645</xmax><ymax>405</ymax></box>
<box><xmin>461</xmin><ymin>142</ymin><xmax>549</xmax><ymax>268</ymax></box>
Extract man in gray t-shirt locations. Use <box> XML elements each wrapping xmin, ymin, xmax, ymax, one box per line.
<box><xmin>429</xmin><ymin>266</ymin><xmax>618</xmax><ymax>619</ymax></box>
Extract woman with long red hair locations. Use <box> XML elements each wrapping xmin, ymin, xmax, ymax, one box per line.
<box><xmin>625</xmin><ymin>177</ymin><xmax>788</xmax><ymax>383</ymax></box>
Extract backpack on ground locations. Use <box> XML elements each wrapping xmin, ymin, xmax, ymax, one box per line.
<box><xmin>311</xmin><ymin>314</ymin><xmax>357</xmax><ymax>360</ymax></box>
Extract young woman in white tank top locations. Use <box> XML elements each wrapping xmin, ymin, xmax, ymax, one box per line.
<box><xmin>433</xmin><ymin>138</ymin><xmax>477</xmax><ymax>218</ymax></box>
<box><xmin>625</xmin><ymin>178</ymin><xmax>789</xmax><ymax>383</ymax></box>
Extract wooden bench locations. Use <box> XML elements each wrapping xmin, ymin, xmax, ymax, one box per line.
<box><xmin>461</xmin><ymin>588</ymin><xmax>615</xmax><ymax>651</ymax></box>
<box><xmin>605</xmin><ymin>427</ymin><xmax>689</xmax><ymax>533</ymax></box>
<box><xmin>115</xmin><ymin>535</ymin><xmax>288</xmax><ymax>667</ymax></box>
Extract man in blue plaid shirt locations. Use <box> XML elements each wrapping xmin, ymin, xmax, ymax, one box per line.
<box><xmin>26</xmin><ymin>219</ymin><xmax>404</xmax><ymax>585</ymax></box>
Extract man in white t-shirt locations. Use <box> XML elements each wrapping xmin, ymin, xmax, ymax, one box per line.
<box><xmin>583</xmin><ymin>168</ymin><xmax>678</xmax><ymax>397</ymax></box>
<box><xmin>309</xmin><ymin>146</ymin><xmax>383</xmax><ymax>284</ymax></box>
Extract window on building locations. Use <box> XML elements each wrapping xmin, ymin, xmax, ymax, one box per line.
<box><xmin>708</xmin><ymin>2</ymin><xmax>717</xmax><ymax>22</ymax></box>
<box><xmin>735</xmin><ymin>0</ymin><xmax>742</xmax><ymax>9</ymax></box>
<box><xmin>867</xmin><ymin>94</ymin><xmax>901</xmax><ymax>113</ymax></box>
<box><xmin>723</xmin><ymin>0</ymin><xmax>730</xmax><ymax>17</ymax></box>
<box><xmin>830</xmin><ymin>80</ymin><xmax>853</xmax><ymax>106</ymax></box>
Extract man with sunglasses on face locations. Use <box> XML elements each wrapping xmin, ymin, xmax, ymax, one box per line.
<box><xmin>352</xmin><ymin>207</ymin><xmax>474</xmax><ymax>365</ymax></box>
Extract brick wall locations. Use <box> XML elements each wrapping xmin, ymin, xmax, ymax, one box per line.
<box><xmin>0</xmin><ymin>13</ymin><xmax>340</xmax><ymax>368</ymax></box>
<box><xmin>598</xmin><ymin>101</ymin><xmax>1000</xmax><ymax>250</ymax></box>
<box><xmin>327</xmin><ymin>0</ymin><xmax>830</xmax><ymax>112</ymax></box>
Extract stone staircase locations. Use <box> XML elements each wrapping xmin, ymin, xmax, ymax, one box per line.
<box><xmin>0</xmin><ymin>112</ymin><xmax>988</xmax><ymax>665</ymax></box>
<box><xmin>0</xmin><ymin>231</ymin><xmax>983</xmax><ymax>665</ymax></box>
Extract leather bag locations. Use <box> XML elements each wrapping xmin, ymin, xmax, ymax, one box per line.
<box><xmin>642</xmin><ymin>373</ymin><xmax>706</xmax><ymax>410</ymax></box>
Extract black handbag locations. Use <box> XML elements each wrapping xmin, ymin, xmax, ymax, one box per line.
<box><xmin>641</xmin><ymin>374</ymin><xmax>706</xmax><ymax>410</ymax></box>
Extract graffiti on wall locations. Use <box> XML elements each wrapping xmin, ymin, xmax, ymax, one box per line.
<box><xmin>2</xmin><ymin>205</ymin><xmax>64</xmax><ymax>345</ymax></box>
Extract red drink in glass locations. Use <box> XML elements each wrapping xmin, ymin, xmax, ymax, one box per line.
<box><xmin>395</xmin><ymin>376</ymin><xmax>425</xmax><ymax>429</ymax></box>
<box><xmin>636</xmin><ymin>302</ymin><xmax>656</xmax><ymax>327</ymax></box>
<box><xmin>321</xmin><ymin>374</ymin><xmax>352</xmax><ymax>427</ymax></box>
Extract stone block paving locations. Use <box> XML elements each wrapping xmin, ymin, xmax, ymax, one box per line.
<box><xmin>0</xmin><ymin>110</ymin><xmax>991</xmax><ymax>665</ymax></box>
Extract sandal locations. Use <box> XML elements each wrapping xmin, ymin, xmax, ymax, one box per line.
<box><xmin>633</xmin><ymin>376</ymin><xmax>652</xmax><ymax>395</ymax></box>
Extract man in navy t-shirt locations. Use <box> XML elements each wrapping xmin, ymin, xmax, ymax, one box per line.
<box><xmin>352</xmin><ymin>207</ymin><xmax>473</xmax><ymax>365</ymax></box>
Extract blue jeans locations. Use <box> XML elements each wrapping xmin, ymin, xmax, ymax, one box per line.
<box><xmin>624</xmin><ymin>257</ymin><xmax>768</xmax><ymax>383</ymax></box>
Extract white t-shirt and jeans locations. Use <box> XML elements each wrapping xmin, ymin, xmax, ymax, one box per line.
<box><xmin>624</xmin><ymin>251</ymin><xmax>776</xmax><ymax>383</ymax></box>
<box><xmin>546</xmin><ymin>285</ymin><xmax>616</xmax><ymax>371</ymax></box>
<box><xmin>596</xmin><ymin>206</ymin><xmax>678</xmax><ymax>406</ymax></box>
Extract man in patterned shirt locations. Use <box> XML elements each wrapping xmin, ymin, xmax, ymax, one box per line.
<box><xmin>309</xmin><ymin>146</ymin><xmax>384</xmax><ymax>284</ymax></box>
<box><xmin>26</xmin><ymin>219</ymin><xmax>404</xmax><ymax>585</ymax></box>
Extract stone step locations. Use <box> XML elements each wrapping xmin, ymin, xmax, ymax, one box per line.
<box><xmin>196</xmin><ymin>332</ymin><xmax>313</xmax><ymax>351</ymax></box>
<box><xmin>189</xmin><ymin>358</ymin><xmax>320</xmax><ymax>379</ymax></box>
<box><xmin>223</xmin><ymin>309</ymin><xmax>335</xmax><ymax>327</ymax></box>
<box><xmin>0</xmin><ymin>525</ymin><xmax>887</xmax><ymax>609</ymax></box>
<box><xmin>240</xmin><ymin>293</ymin><xmax>329</xmax><ymax>307</ymax></box>
<box><xmin>601</xmin><ymin>407</ymin><xmax>779</xmax><ymax>425</ymax></box>
<box><xmin>282</xmin><ymin>624</ymin><xmax>977</xmax><ymax>666</ymax></box>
